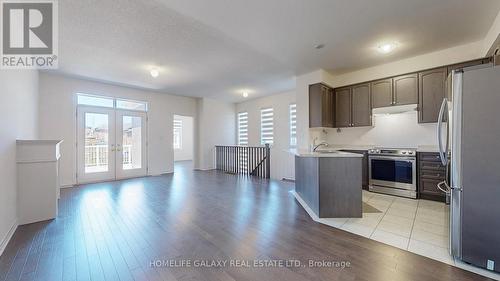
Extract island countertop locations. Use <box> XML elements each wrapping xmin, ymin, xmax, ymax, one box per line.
<box><xmin>289</xmin><ymin>148</ymin><xmax>364</xmax><ymax>158</ymax></box>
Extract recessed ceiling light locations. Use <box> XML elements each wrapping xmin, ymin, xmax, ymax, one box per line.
<box><xmin>377</xmin><ymin>42</ymin><xmax>398</xmax><ymax>54</ymax></box>
<box><xmin>242</xmin><ymin>92</ymin><xmax>249</xmax><ymax>98</ymax></box>
<box><xmin>314</xmin><ymin>44</ymin><xmax>325</xmax><ymax>50</ymax></box>
<box><xmin>150</xmin><ymin>68</ymin><xmax>159</xmax><ymax>78</ymax></box>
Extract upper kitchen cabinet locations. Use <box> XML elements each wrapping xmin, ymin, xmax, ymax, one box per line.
<box><xmin>371</xmin><ymin>79</ymin><xmax>393</xmax><ymax>108</ymax></box>
<box><xmin>418</xmin><ymin>67</ymin><xmax>448</xmax><ymax>123</ymax></box>
<box><xmin>309</xmin><ymin>83</ymin><xmax>334</xmax><ymax>128</ymax></box>
<box><xmin>335</xmin><ymin>87</ymin><xmax>352</xmax><ymax>128</ymax></box>
<box><xmin>447</xmin><ymin>58</ymin><xmax>491</xmax><ymax>73</ymax></box>
<box><xmin>393</xmin><ymin>73</ymin><xmax>418</xmax><ymax>105</ymax></box>
<box><xmin>351</xmin><ymin>83</ymin><xmax>372</xmax><ymax>127</ymax></box>
<box><xmin>334</xmin><ymin>84</ymin><xmax>372</xmax><ymax>128</ymax></box>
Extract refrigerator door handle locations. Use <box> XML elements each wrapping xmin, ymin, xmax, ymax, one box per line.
<box><xmin>437</xmin><ymin>98</ymin><xmax>449</xmax><ymax>166</ymax></box>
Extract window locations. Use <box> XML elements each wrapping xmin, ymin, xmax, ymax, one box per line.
<box><xmin>77</xmin><ymin>94</ymin><xmax>148</xmax><ymax>112</ymax></box>
<box><xmin>77</xmin><ymin>94</ymin><xmax>114</xmax><ymax>108</ymax></box>
<box><xmin>116</xmin><ymin>99</ymin><xmax>148</xmax><ymax>111</ymax></box>
<box><xmin>173</xmin><ymin>119</ymin><xmax>182</xmax><ymax>149</ymax></box>
<box><xmin>260</xmin><ymin>108</ymin><xmax>274</xmax><ymax>145</ymax></box>
<box><xmin>238</xmin><ymin>112</ymin><xmax>248</xmax><ymax>146</ymax></box>
<box><xmin>289</xmin><ymin>104</ymin><xmax>297</xmax><ymax>147</ymax></box>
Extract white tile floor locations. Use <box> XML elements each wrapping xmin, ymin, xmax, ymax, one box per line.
<box><xmin>292</xmin><ymin>190</ymin><xmax>500</xmax><ymax>280</ymax></box>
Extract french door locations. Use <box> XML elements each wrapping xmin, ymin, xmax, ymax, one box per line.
<box><xmin>77</xmin><ymin>106</ymin><xmax>147</xmax><ymax>183</ymax></box>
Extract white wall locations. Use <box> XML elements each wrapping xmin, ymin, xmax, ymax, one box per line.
<box><xmin>0</xmin><ymin>70</ymin><xmax>39</xmax><ymax>255</ymax></box>
<box><xmin>236</xmin><ymin>91</ymin><xmax>296</xmax><ymax>180</ymax></box>
<box><xmin>195</xmin><ymin>98</ymin><xmax>236</xmax><ymax>170</ymax></box>
<box><xmin>173</xmin><ymin>115</ymin><xmax>194</xmax><ymax>161</ymax></box>
<box><xmin>320</xmin><ymin>111</ymin><xmax>437</xmax><ymax>147</ymax></box>
<box><xmin>38</xmin><ymin>73</ymin><xmax>197</xmax><ymax>186</ymax></box>
<box><xmin>295</xmin><ymin>70</ymin><xmax>324</xmax><ymax>150</ymax></box>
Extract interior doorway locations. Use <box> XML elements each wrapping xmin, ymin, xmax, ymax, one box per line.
<box><xmin>173</xmin><ymin>115</ymin><xmax>194</xmax><ymax>169</ymax></box>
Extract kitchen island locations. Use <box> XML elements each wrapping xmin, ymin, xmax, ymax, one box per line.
<box><xmin>291</xmin><ymin>149</ymin><xmax>363</xmax><ymax>218</ymax></box>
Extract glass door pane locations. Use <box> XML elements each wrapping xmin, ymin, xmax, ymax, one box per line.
<box><xmin>77</xmin><ymin>106</ymin><xmax>115</xmax><ymax>183</ymax></box>
<box><xmin>116</xmin><ymin>110</ymin><xmax>147</xmax><ymax>179</ymax></box>
<box><xmin>122</xmin><ymin>115</ymin><xmax>142</xmax><ymax>170</ymax></box>
<box><xmin>84</xmin><ymin>113</ymin><xmax>109</xmax><ymax>173</ymax></box>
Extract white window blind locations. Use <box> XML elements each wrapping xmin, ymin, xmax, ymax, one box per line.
<box><xmin>173</xmin><ymin>119</ymin><xmax>182</xmax><ymax>149</ymax></box>
<box><xmin>289</xmin><ymin>104</ymin><xmax>297</xmax><ymax>147</ymax></box>
<box><xmin>238</xmin><ymin>112</ymin><xmax>248</xmax><ymax>146</ymax></box>
<box><xmin>260</xmin><ymin>108</ymin><xmax>274</xmax><ymax>145</ymax></box>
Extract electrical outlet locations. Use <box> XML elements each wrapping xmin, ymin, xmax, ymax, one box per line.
<box><xmin>487</xmin><ymin>259</ymin><xmax>495</xmax><ymax>271</ymax></box>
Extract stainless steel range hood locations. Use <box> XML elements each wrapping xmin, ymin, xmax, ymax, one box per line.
<box><xmin>372</xmin><ymin>104</ymin><xmax>417</xmax><ymax>115</ymax></box>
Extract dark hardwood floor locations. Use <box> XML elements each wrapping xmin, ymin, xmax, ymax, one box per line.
<box><xmin>0</xmin><ymin>161</ymin><xmax>493</xmax><ymax>281</ymax></box>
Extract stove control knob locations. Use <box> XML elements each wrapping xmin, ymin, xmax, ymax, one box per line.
<box><xmin>408</xmin><ymin>151</ymin><xmax>414</xmax><ymax>155</ymax></box>
<box><xmin>402</xmin><ymin>151</ymin><xmax>407</xmax><ymax>154</ymax></box>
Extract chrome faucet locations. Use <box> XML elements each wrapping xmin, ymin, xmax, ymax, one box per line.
<box><xmin>313</xmin><ymin>142</ymin><xmax>329</xmax><ymax>152</ymax></box>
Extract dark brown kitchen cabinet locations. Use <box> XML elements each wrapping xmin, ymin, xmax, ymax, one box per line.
<box><xmin>335</xmin><ymin>84</ymin><xmax>372</xmax><ymax>128</ymax></box>
<box><xmin>418</xmin><ymin>152</ymin><xmax>447</xmax><ymax>202</ymax></box>
<box><xmin>309</xmin><ymin>83</ymin><xmax>334</xmax><ymax>128</ymax></box>
<box><xmin>418</xmin><ymin>67</ymin><xmax>448</xmax><ymax>123</ymax></box>
<box><xmin>351</xmin><ymin>83</ymin><xmax>372</xmax><ymax>126</ymax></box>
<box><xmin>393</xmin><ymin>73</ymin><xmax>418</xmax><ymax>105</ymax></box>
<box><xmin>335</xmin><ymin>87</ymin><xmax>351</xmax><ymax>128</ymax></box>
<box><xmin>371</xmin><ymin>79</ymin><xmax>393</xmax><ymax>108</ymax></box>
<box><xmin>447</xmin><ymin>58</ymin><xmax>491</xmax><ymax>73</ymax></box>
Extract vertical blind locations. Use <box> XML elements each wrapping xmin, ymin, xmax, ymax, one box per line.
<box><xmin>173</xmin><ymin>119</ymin><xmax>182</xmax><ymax>149</ymax></box>
<box><xmin>238</xmin><ymin>112</ymin><xmax>248</xmax><ymax>146</ymax></box>
<box><xmin>289</xmin><ymin>104</ymin><xmax>297</xmax><ymax>147</ymax></box>
<box><xmin>260</xmin><ymin>108</ymin><xmax>274</xmax><ymax>145</ymax></box>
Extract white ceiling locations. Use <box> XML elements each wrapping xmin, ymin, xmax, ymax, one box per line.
<box><xmin>53</xmin><ymin>0</ymin><xmax>500</xmax><ymax>102</ymax></box>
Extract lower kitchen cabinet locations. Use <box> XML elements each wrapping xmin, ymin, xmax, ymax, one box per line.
<box><xmin>417</xmin><ymin>152</ymin><xmax>447</xmax><ymax>202</ymax></box>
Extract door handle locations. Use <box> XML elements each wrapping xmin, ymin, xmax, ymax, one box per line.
<box><xmin>437</xmin><ymin>99</ymin><xmax>449</xmax><ymax>166</ymax></box>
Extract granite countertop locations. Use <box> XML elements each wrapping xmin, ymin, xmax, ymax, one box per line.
<box><xmin>289</xmin><ymin>149</ymin><xmax>364</xmax><ymax>158</ymax></box>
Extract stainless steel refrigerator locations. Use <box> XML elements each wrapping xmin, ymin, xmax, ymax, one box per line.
<box><xmin>436</xmin><ymin>64</ymin><xmax>500</xmax><ymax>272</ymax></box>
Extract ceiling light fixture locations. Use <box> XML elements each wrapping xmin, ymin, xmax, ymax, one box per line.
<box><xmin>150</xmin><ymin>68</ymin><xmax>160</xmax><ymax>78</ymax></box>
<box><xmin>242</xmin><ymin>92</ymin><xmax>249</xmax><ymax>98</ymax></box>
<box><xmin>377</xmin><ymin>42</ymin><xmax>398</xmax><ymax>54</ymax></box>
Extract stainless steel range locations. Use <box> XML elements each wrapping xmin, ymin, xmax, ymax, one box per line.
<box><xmin>368</xmin><ymin>148</ymin><xmax>417</xmax><ymax>198</ymax></box>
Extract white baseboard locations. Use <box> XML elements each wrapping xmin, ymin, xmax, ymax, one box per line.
<box><xmin>0</xmin><ymin>220</ymin><xmax>18</xmax><ymax>257</ymax></box>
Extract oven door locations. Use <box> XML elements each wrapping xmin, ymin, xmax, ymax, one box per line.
<box><xmin>369</xmin><ymin>156</ymin><xmax>416</xmax><ymax>190</ymax></box>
